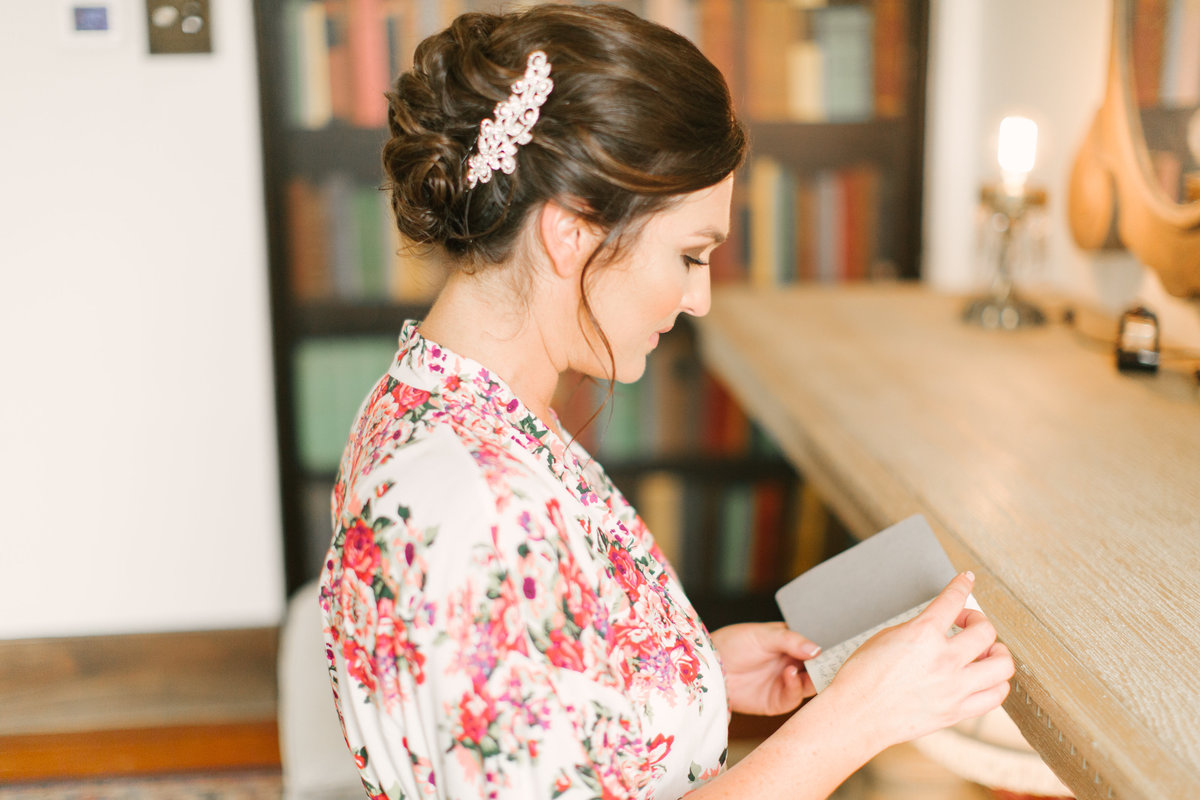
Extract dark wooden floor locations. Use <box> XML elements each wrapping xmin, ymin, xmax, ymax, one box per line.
<box><xmin>0</xmin><ymin>628</ymin><xmax>281</xmax><ymax>782</ymax></box>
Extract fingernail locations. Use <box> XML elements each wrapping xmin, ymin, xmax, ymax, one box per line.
<box><xmin>802</xmin><ymin>643</ymin><xmax>822</xmax><ymax>658</ymax></box>
<box><xmin>965</xmin><ymin>570</ymin><xmax>976</xmax><ymax>582</ymax></box>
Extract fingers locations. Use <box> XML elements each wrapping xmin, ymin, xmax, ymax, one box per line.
<box><xmin>777</xmin><ymin>662</ymin><xmax>818</xmax><ymax>709</ymax></box>
<box><xmin>953</xmin><ymin>605</ymin><xmax>987</xmax><ymax>631</ymax></box>
<box><xmin>938</xmin><ymin>640</ymin><xmax>1014</xmax><ymax>726</ymax></box>
<box><xmin>958</xmin><ymin>644</ymin><xmax>1015</xmax><ymax>718</ymax></box>
<box><xmin>948</xmin><ymin>610</ymin><xmax>999</xmax><ymax>663</ymax></box>
<box><xmin>963</xmin><ymin>641</ymin><xmax>1014</xmax><ymax>687</ymax></box>
<box><xmin>911</xmin><ymin>573</ymin><xmax>1010</xmax><ymax>678</ymax></box>
<box><xmin>958</xmin><ymin>679</ymin><xmax>1013</xmax><ymax>720</ymax></box>
<box><xmin>917</xmin><ymin>571</ymin><xmax>975</xmax><ymax>630</ymax></box>
<box><xmin>762</xmin><ymin>620</ymin><xmax>823</xmax><ymax>660</ymax></box>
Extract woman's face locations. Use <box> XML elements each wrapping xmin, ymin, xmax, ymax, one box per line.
<box><xmin>580</xmin><ymin>175</ymin><xmax>734</xmax><ymax>383</ymax></box>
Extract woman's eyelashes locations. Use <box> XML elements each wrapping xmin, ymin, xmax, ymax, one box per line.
<box><xmin>682</xmin><ymin>254</ymin><xmax>709</xmax><ymax>268</ymax></box>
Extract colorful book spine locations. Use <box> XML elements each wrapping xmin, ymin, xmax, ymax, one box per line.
<box><xmin>597</xmin><ymin>380</ymin><xmax>643</xmax><ymax>462</ymax></box>
<box><xmin>353</xmin><ymin>183</ymin><xmax>388</xmax><ymax>298</ymax></box>
<box><xmin>639</xmin><ymin>471</ymin><xmax>686</xmax><ymax>569</ymax></box>
<box><xmin>347</xmin><ymin>0</ymin><xmax>390</xmax><ymax>127</ymax></box>
<box><xmin>748</xmin><ymin>156</ymin><xmax>784</xmax><ymax>288</ymax></box>
<box><xmin>293</xmin><ymin>336</ymin><xmax>399</xmax><ymax>472</ymax></box>
<box><xmin>288</xmin><ymin>0</ymin><xmax>333</xmax><ymax>129</ymax></box>
<box><xmin>749</xmin><ymin>480</ymin><xmax>786</xmax><ymax>591</ymax></box>
<box><xmin>738</xmin><ymin>0</ymin><xmax>903</xmax><ymax>123</ymax></box>
<box><xmin>746</xmin><ymin>160</ymin><xmax>884</xmax><ymax>287</ymax></box>
<box><xmin>324</xmin><ymin>172</ymin><xmax>361</xmax><ymax>298</ymax></box>
<box><xmin>286</xmin><ymin>173</ymin><xmax>449</xmax><ymax>304</ymax></box>
<box><xmin>786</xmin><ymin>37</ymin><xmax>824</xmax><ymax>122</ymax></box>
<box><xmin>698</xmin><ymin>0</ymin><xmax>740</xmax><ymax>101</ymax></box>
<box><xmin>745</xmin><ymin>0</ymin><xmax>794</xmax><ymax>119</ymax></box>
<box><xmin>814</xmin><ymin>4</ymin><xmax>874</xmax><ymax>122</ymax></box>
<box><xmin>872</xmin><ymin>0</ymin><xmax>907</xmax><ymax>117</ymax></box>
<box><xmin>324</xmin><ymin>0</ymin><xmax>355</xmax><ymax>122</ymax></box>
<box><xmin>813</xmin><ymin>169</ymin><xmax>841</xmax><ymax>283</ymax></box>
<box><xmin>285</xmin><ymin>177</ymin><xmax>332</xmax><ymax>300</ymax></box>
<box><xmin>717</xmin><ymin>483</ymin><xmax>754</xmax><ymax>593</ymax></box>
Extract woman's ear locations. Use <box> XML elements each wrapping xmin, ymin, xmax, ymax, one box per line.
<box><xmin>537</xmin><ymin>201</ymin><xmax>601</xmax><ymax>279</ymax></box>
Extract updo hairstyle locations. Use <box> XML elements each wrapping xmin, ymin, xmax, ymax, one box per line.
<box><xmin>382</xmin><ymin>3</ymin><xmax>747</xmax><ymax>269</ymax></box>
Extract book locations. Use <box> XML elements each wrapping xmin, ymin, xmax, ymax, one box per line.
<box><xmin>697</xmin><ymin>0</ymin><xmax>739</xmax><ymax>99</ymax></box>
<box><xmin>813</xmin><ymin>169</ymin><xmax>841</xmax><ymax>283</ymax></box>
<box><xmin>716</xmin><ymin>483</ymin><xmax>755</xmax><ymax>593</ymax></box>
<box><xmin>776</xmin><ymin>165</ymin><xmax>797</xmax><ymax>285</ymax></box>
<box><xmin>347</xmin><ymin>0</ymin><xmax>390</xmax><ymax>127</ymax></box>
<box><xmin>383</xmin><ymin>0</ymin><xmax>414</xmax><ymax>81</ymax></box>
<box><xmin>748</xmin><ymin>156</ymin><xmax>785</xmax><ymax>287</ymax></box>
<box><xmin>294</xmin><ymin>337</ymin><xmax>399</xmax><ymax>472</ymax></box>
<box><xmin>286</xmin><ymin>177</ymin><xmax>332</xmax><ymax>300</ymax></box>
<box><xmin>788</xmin><ymin>482</ymin><xmax>830</xmax><ymax>577</ymax></box>
<box><xmin>786</xmin><ymin>37</ymin><xmax>824</xmax><ymax>122</ymax></box>
<box><xmin>643</xmin><ymin>328</ymin><xmax>697</xmax><ymax>454</ymax></box>
<box><xmin>700</xmin><ymin>375</ymin><xmax>749</xmax><ymax>455</ymax></box>
<box><xmin>872</xmin><ymin>0</ymin><xmax>907</xmax><ymax>117</ymax></box>
<box><xmin>813</xmin><ymin>4</ymin><xmax>874</xmax><ymax>122</ymax></box>
<box><xmin>749</xmin><ymin>480</ymin><xmax>787</xmax><ymax>591</ymax></box>
<box><xmin>289</xmin><ymin>0</ymin><xmax>333</xmax><ymax>129</ymax></box>
<box><xmin>324</xmin><ymin>172</ymin><xmax>361</xmax><ymax>298</ymax></box>
<box><xmin>325</xmin><ymin>0</ymin><xmax>355</xmax><ymax>123</ymax></box>
<box><xmin>841</xmin><ymin>164</ymin><xmax>880</xmax><ymax>281</ymax></box>
<box><xmin>709</xmin><ymin>181</ymin><xmax>747</xmax><ymax>284</ymax></box>
<box><xmin>679</xmin><ymin>479</ymin><xmax>711</xmax><ymax>589</ymax></box>
<box><xmin>598</xmin><ymin>379</ymin><xmax>643</xmax><ymax>461</ymax></box>
<box><xmin>745</xmin><ymin>0</ymin><xmax>794</xmax><ymax>119</ymax></box>
<box><xmin>794</xmin><ymin>173</ymin><xmax>818</xmax><ymax>281</ymax></box>
<box><xmin>353</xmin><ymin>182</ymin><xmax>388</xmax><ymax>298</ymax></box>
<box><xmin>775</xmin><ymin>514</ymin><xmax>980</xmax><ymax>692</ymax></box>
<box><xmin>640</xmin><ymin>471</ymin><xmax>686</xmax><ymax>569</ymax></box>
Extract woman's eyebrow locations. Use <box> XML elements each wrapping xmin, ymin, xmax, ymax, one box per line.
<box><xmin>690</xmin><ymin>226</ymin><xmax>727</xmax><ymax>245</ymax></box>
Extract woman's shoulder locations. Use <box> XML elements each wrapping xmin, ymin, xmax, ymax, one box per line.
<box><xmin>339</xmin><ymin>405</ymin><xmax>562</xmax><ymax>529</ymax></box>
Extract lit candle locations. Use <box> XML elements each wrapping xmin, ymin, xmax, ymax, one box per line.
<box><xmin>998</xmin><ymin>116</ymin><xmax>1038</xmax><ymax>195</ymax></box>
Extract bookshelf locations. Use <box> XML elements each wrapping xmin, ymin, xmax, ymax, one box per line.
<box><xmin>253</xmin><ymin>0</ymin><xmax>928</xmax><ymax>614</ymax></box>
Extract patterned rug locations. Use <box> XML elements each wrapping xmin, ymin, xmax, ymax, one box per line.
<box><xmin>0</xmin><ymin>771</ymin><xmax>282</xmax><ymax>800</ymax></box>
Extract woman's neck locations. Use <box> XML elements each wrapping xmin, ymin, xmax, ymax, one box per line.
<box><xmin>418</xmin><ymin>270</ymin><xmax>563</xmax><ymax>428</ymax></box>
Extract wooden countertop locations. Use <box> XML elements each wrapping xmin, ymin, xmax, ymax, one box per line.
<box><xmin>694</xmin><ymin>283</ymin><xmax>1200</xmax><ymax>800</ymax></box>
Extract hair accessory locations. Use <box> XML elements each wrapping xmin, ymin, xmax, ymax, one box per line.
<box><xmin>466</xmin><ymin>50</ymin><xmax>553</xmax><ymax>189</ymax></box>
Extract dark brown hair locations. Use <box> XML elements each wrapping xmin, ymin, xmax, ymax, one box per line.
<box><xmin>383</xmin><ymin>3</ymin><xmax>746</xmax><ymax>265</ymax></box>
<box><xmin>383</xmin><ymin>3</ymin><xmax>744</xmax><ymax>405</ymax></box>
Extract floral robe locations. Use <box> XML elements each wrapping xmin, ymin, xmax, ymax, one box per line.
<box><xmin>319</xmin><ymin>321</ymin><xmax>728</xmax><ymax>800</ymax></box>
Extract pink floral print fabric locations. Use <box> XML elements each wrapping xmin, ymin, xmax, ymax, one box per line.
<box><xmin>320</xmin><ymin>321</ymin><xmax>728</xmax><ymax>800</ymax></box>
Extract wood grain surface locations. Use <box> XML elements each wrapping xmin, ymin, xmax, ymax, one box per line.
<box><xmin>0</xmin><ymin>627</ymin><xmax>279</xmax><ymax>780</ymax></box>
<box><xmin>695</xmin><ymin>284</ymin><xmax>1200</xmax><ymax>800</ymax></box>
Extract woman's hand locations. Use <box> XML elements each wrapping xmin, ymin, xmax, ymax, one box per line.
<box><xmin>828</xmin><ymin>572</ymin><xmax>1015</xmax><ymax>750</ymax></box>
<box><xmin>710</xmin><ymin>621</ymin><xmax>821</xmax><ymax>716</ymax></box>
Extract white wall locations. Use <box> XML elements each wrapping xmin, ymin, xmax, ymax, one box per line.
<box><xmin>0</xmin><ymin>1</ymin><xmax>284</xmax><ymax>638</ymax></box>
<box><xmin>924</xmin><ymin>0</ymin><xmax>1200</xmax><ymax>348</ymax></box>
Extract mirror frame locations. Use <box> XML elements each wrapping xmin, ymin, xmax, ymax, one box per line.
<box><xmin>1068</xmin><ymin>0</ymin><xmax>1200</xmax><ymax>298</ymax></box>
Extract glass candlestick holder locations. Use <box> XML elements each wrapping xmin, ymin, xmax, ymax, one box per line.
<box><xmin>962</xmin><ymin>184</ymin><xmax>1048</xmax><ymax>329</ymax></box>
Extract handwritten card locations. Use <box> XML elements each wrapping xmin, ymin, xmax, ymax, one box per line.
<box><xmin>775</xmin><ymin>514</ymin><xmax>979</xmax><ymax>691</ymax></box>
